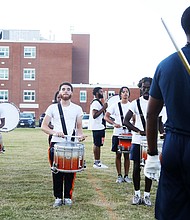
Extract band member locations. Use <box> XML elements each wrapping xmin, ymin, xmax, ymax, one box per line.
<box><xmin>145</xmin><ymin>6</ymin><xmax>190</xmax><ymax>219</ymax></box>
<box><xmin>41</xmin><ymin>82</ymin><xmax>86</xmax><ymax>207</ymax></box>
<box><xmin>0</xmin><ymin>107</ymin><xmax>5</xmax><ymax>153</ymax></box>
<box><xmin>88</xmin><ymin>87</ymin><xmax>108</xmax><ymax>168</ymax></box>
<box><xmin>124</xmin><ymin>77</ymin><xmax>164</xmax><ymax>206</ymax></box>
<box><xmin>104</xmin><ymin>86</ymin><xmax>132</xmax><ymax>183</ymax></box>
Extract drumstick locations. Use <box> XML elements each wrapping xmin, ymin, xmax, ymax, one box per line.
<box><xmin>53</xmin><ymin>134</ymin><xmax>87</xmax><ymax>138</ymax></box>
<box><xmin>161</xmin><ymin>18</ymin><xmax>190</xmax><ymax>76</ymax></box>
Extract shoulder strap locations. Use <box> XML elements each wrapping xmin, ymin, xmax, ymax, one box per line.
<box><xmin>91</xmin><ymin>98</ymin><xmax>106</xmax><ymax>128</ymax></box>
<box><xmin>57</xmin><ymin>103</ymin><xmax>68</xmax><ymax>135</ymax></box>
<box><xmin>91</xmin><ymin>98</ymin><xmax>103</xmax><ymax>106</ymax></box>
<box><xmin>118</xmin><ymin>102</ymin><xmax>124</xmax><ymax>126</ymax></box>
<box><xmin>136</xmin><ymin>99</ymin><xmax>146</xmax><ymax>131</ymax></box>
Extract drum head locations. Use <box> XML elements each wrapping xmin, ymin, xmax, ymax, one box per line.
<box><xmin>107</xmin><ymin>94</ymin><xmax>120</xmax><ymax>107</ymax></box>
<box><xmin>0</xmin><ymin>102</ymin><xmax>20</xmax><ymax>132</ymax></box>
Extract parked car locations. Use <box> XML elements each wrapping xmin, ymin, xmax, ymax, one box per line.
<box><xmin>39</xmin><ymin>113</ymin><xmax>45</xmax><ymax>127</ymax></box>
<box><xmin>17</xmin><ymin>113</ymin><xmax>36</xmax><ymax>128</ymax></box>
<box><xmin>82</xmin><ymin>114</ymin><xmax>89</xmax><ymax>129</ymax></box>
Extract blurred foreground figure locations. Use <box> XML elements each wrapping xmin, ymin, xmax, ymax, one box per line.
<box><xmin>145</xmin><ymin>6</ymin><xmax>190</xmax><ymax>219</ymax></box>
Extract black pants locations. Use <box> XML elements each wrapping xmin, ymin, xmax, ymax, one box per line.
<box><xmin>52</xmin><ymin>172</ymin><xmax>76</xmax><ymax>199</ymax></box>
<box><xmin>50</xmin><ymin>142</ymin><xmax>76</xmax><ymax>199</ymax></box>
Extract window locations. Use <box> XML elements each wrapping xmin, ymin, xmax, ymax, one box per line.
<box><xmin>23</xmin><ymin>68</ymin><xmax>35</xmax><ymax>80</ymax></box>
<box><xmin>24</xmin><ymin>46</ymin><xmax>36</xmax><ymax>58</ymax></box>
<box><xmin>23</xmin><ymin>90</ymin><xmax>35</xmax><ymax>102</ymax></box>
<box><xmin>0</xmin><ymin>46</ymin><xmax>9</xmax><ymax>58</ymax></box>
<box><xmin>80</xmin><ymin>90</ymin><xmax>87</xmax><ymax>103</ymax></box>
<box><xmin>0</xmin><ymin>90</ymin><xmax>8</xmax><ymax>101</ymax></box>
<box><xmin>108</xmin><ymin>90</ymin><xmax>115</xmax><ymax>99</ymax></box>
<box><xmin>0</xmin><ymin>68</ymin><xmax>9</xmax><ymax>80</ymax></box>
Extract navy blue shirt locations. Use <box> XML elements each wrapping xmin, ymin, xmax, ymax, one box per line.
<box><xmin>150</xmin><ymin>46</ymin><xmax>190</xmax><ymax>135</ymax></box>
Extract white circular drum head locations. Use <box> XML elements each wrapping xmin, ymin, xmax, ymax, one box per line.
<box><xmin>0</xmin><ymin>102</ymin><xmax>20</xmax><ymax>132</ymax></box>
<box><xmin>107</xmin><ymin>95</ymin><xmax>120</xmax><ymax>107</ymax></box>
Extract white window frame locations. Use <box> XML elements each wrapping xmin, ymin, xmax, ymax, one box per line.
<box><xmin>0</xmin><ymin>68</ymin><xmax>9</xmax><ymax>80</ymax></box>
<box><xmin>23</xmin><ymin>90</ymin><xmax>35</xmax><ymax>102</ymax></box>
<box><xmin>108</xmin><ymin>90</ymin><xmax>115</xmax><ymax>99</ymax></box>
<box><xmin>0</xmin><ymin>90</ymin><xmax>8</xmax><ymax>101</ymax></box>
<box><xmin>0</xmin><ymin>46</ymin><xmax>9</xmax><ymax>58</ymax></box>
<box><xmin>24</xmin><ymin>46</ymin><xmax>36</xmax><ymax>58</ymax></box>
<box><xmin>80</xmin><ymin>90</ymin><xmax>87</xmax><ymax>103</ymax></box>
<box><xmin>23</xmin><ymin>68</ymin><xmax>35</xmax><ymax>80</ymax></box>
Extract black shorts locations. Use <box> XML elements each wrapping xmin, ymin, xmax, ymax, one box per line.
<box><xmin>92</xmin><ymin>130</ymin><xmax>105</xmax><ymax>147</ymax></box>
<box><xmin>112</xmin><ymin>135</ymin><xmax>119</xmax><ymax>152</ymax></box>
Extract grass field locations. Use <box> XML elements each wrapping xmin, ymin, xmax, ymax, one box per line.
<box><xmin>0</xmin><ymin>128</ymin><xmax>157</xmax><ymax>220</ymax></box>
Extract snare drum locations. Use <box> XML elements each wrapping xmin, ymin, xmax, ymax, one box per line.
<box><xmin>118</xmin><ymin>133</ymin><xmax>132</xmax><ymax>153</ymax></box>
<box><xmin>52</xmin><ymin>142</ymin><xmax>85</xmax><ymax>173</ymax></box>
<box><xmin>140</xmin><ymin>139</ymin><xmax>163</xmax><ymax>166</ymax></box>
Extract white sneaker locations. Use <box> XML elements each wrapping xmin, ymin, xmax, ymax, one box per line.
<box><xmin>132</xmin><ymin>195</ymin><xmax>142</xmax><ymax>205</ymax></box>
<box><xmin>93</xmin><ymin>162</ymin><xmax>108</xmax><ymax>169</ymax></box>
<box><xmin>124</xmin><ymin>176</ymin><xmax>132</xmax><ymax>183</ymax></box>
<box><xmin>99</xmin><ymin>163</ymin><xmax>108</xmax><ymax>168</ymax></box>
<box><xmin>64</xmin><ymin>198</ymin><xmax>72</xmax><ymax>206</ymax></box>
<box><xmin>53</xmin><ymin>198</ymin><xmax>63</xmax><ymax>207</ymax></box>
<box><xmin>116</xmin><ymin>175</ymin><xmax>124</xmax><ymax>183</ymax></box>
<box><xmin>143</xmin><ymin>196</ymin><xmax>152</xmax><ymax>206</ymax></box>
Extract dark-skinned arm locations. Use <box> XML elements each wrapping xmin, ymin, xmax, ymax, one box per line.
<box><xmin>124</xmin><ymin>110</ymin><xmax>145</xmax><ymax>135</ymax></box>
<box><xmin>146</xmin><ymin>96</ymin><xmax>164</xmax><ymax>155</ymax></box>
<box><xmin>92</xmin><ymin>103</ymin><xmax>108</xmax><ymax>119</ymax></box>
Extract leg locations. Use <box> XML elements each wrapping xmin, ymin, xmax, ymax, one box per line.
<box><xmin>52</xmin><ymin>172</ymin><xmax>64</xmax><ymax>199</ymax></box>
<box><xmin>64</xmin><ymin>173</ymin><xmax>76</xmax><ymax>199</ymax></box>
<box><xmin>133</xmin><ymin>160</ymin><xmax>141</xmax><ymax>190</ymax></box>
<box><xmin>123</xmin><ymin>153</ymin><xmax>132</xmax><ymax>183</ymax></box>
<box><xmin>93</xmin><ymin>145</ymin><xmax>101</xmax><ymax>161</ymax></box>
<box><xmin>0</xmin><ymin>133</ymin><xmax>3</xmax><ymax>152</ymax></box>
<box><xmin>116</xmin><ymin>152</ymin><xmax>122</xmax><ymax>175</ymax></box>
<box><xmin>145</xmin><ymin>176</ymin><xmax>152</xmax><ymax>193</ymax></box>
<box><xmin>124</xmin><ymin>153</ymin><xmax>130</xmax><ymax>176</ymax></box>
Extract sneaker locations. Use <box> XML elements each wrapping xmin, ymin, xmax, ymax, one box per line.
<box><xmin>64</xmin><ymin>198</ymin><xmax>72</xmax><ymax>206</ymax></box>
<box><xmin>99</xmin><ymin>163</ymin><xmax>108</xmax><ymax>168</ymax></box>
<box><xmin>116</xmin><ymin>175</ymin><xmax>124</xmax><ymax>183</ymax></box>
<box><xmin>93</xmin><ymin>162</ymin><xmax>102</xmax><ymax>168</ymax></box>
<box><xmin>53</xmin><ymin>198</ymin><xmax>63</xmax><ymax>207</ymax></box>
<box><xmin>132</xmin><ymin>195</ymin><xmax>142</xmax><ymax>205</ymax></box>
<box><xmin>143</xmin><ymin>196</ymin><xmax>152</xmax><ymax>206</ymax></box>
<box><xmin>93</xmin><ymin>162</ymin><xmax>108</xmax><ymax>169</ymax></box>
<box><xmin>124</xmin><ymin>176</ymin><xmax>132</xmax><ymax>183</ymax></box>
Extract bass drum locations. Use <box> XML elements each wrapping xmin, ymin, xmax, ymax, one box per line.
<box><xmin>0</xmin><ymin>102</ymin><xmax>20</xmax><ymax>132</ymax></box>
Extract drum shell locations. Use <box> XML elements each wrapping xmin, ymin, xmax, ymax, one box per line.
<box><xmin>140</xmin><ymin>140</ymin><xmax>163</xmax><ymax>161</ymax></box>
<box><xmin>53</xmin><ymin>142</ymin><xmax>84</xmax><ymax>173</ymax></box>
<box><xmin>118</xmin><ymin>133</ymin><xmax>132</xmax><ymax>153</ymax></box>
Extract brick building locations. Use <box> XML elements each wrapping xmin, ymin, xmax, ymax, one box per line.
<box><xmin>0</xmin><ymin>30</ymin><xmax>139</xmax><ymax>120</ymax></box>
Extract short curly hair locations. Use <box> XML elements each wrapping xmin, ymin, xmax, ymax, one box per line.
<box><xmin>93</xmin><ymin>87</ymin><xmax>102</xmax><ymax>96</ymax></box>
<box><xmin>181</xmin><ymin>6</ymin><xmax>190</xmax><ymax>35</ymax></box>
<box><xmin>137</xmin><ymin>77</ymin><xmax>152</xmax><ymax>88</ymax></box>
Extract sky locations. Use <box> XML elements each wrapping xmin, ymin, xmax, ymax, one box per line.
<box><xmin>1</xmin><ymin>0</ymin><xmax>190</xmax><ymax>86</ymax></box>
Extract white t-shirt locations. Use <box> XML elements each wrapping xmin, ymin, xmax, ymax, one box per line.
<box><xmin>129</xmin><ymin>96</ymin><xmax>149</xmax><ymax>144</ymax></box>
<box><xmin>88</xmin><ymin>99</ymin><xmax>105</xmax><ymax>130</ymax></box>
<box><xmin>107</xmin><ymin>101</ymin><xmax>131</xmax><ymax>135</ymax></box>
<box><xmin>129</xmin><ymin>96</ymin><xmax>163</xmax><ymax>144</ymax></box>
<box><xmin>45</xmin><ymin>102</ymin><xmax>83</xmax><ymax>142</ymax></box>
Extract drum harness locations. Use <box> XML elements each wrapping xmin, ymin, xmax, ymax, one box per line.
<box><xmin>118</xmin><ymin>102</ymin><xmax>127</xmax><ymax>131</ymax></box>
<box><xmin>51</xmin><ymin>103</ymin><xmax>75</xmax><ymax>173</ymax></box>
<box><xmin>136</xmin><ymin>99</ymin><xmax>146</xmax><ymax>131</ymax></box>
<box><xmin>91</xmin><ymin>99</ymin><xmax>106</xmax><ymax>128</ymax></box>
